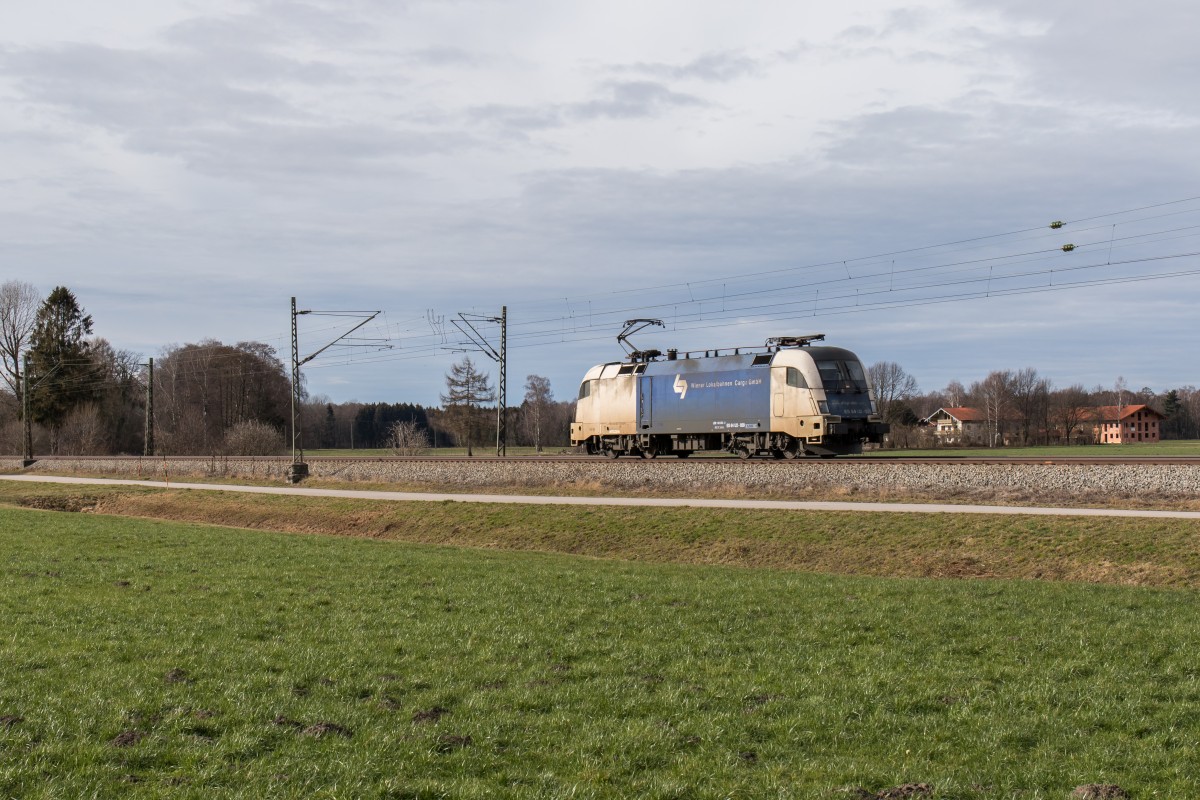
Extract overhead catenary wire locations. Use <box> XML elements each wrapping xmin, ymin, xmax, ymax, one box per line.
<box><xmin>23</xmin><ymin>194</ymin><xmax>1197</xmax><ymax>392</ymax></box>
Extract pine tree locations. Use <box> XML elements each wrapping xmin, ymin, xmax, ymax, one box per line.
<box><xmin>28</xmin><ymin>287</ymin><xmax>96</xmax><ymax>452</ymax></box>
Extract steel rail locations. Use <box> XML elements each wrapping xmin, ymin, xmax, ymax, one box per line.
<box><xmin>13</xmin><ymin>454</ymin><xmax>1200</xmax><ymax>466</ymax></box>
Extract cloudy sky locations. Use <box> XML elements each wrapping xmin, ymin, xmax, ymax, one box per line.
<box><xmin>3</xmin><ymin>0</ymin><xmax>1198</xmax><ymax>406</ymax></box>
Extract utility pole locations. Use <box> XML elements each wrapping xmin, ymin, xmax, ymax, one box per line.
<box><xmin>289</xmin><ymin>297</ymin><xmax>384</xmax><ymax>482</ymax></box>
<box><xmin>143</xmin><ymin>357</ymin><xmax>155</xmax><ymax>456</ymax></box>
<box><xmin>451</xmin><ymin>306</ymin><xmax>508</xmax><ymax>456</ymax></box>
<box><xmin>497</xmin><ymin>306</ymin><xmax>507</xmax><ymax>456</ymax></box>
<box><xmin>22</xmin><ymin>353</ymin><xmax>32</xmax><ymax>467</ymax></box>
<box><xmin>290</xmin><ymin>296</ymin><xmax>305</xmax><ymax>481</ymax></box>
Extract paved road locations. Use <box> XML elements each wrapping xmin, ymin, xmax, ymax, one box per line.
<box><xmin>3</xmin><ymin>473</ymin><xmax>1199</xmax><ymax>520</ymax></box>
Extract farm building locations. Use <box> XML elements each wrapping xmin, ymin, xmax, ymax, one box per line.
<box><xmin>923</xmin><ymin>407</ymin><xmax>989</xmax><ymax>444</ymax></box>
<box><xmin>1085</xmin><ymin>404</ymin><xmax>1165</xmax><ymax>444</ymax></box>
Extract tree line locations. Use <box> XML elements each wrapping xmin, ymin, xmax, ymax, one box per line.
<box><xmin>868</xmin><ymin>361</ymin><xmax>1200</xmax><ymax>447</ymax></box>
<box><xmin>3</xmin><ymin>282</ymin><xmax>1195</xmax><ymax>455</ymax></box>
<box><xmin>0</xmin><ymin>282</ymin><xmax>574</xmax><ymax>456</ymax></box>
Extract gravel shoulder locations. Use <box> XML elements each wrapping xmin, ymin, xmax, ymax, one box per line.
<box><xmin>3</xmin><ymin>456</ymin><xmax>1199</xmax><ymax>511</ymax></box>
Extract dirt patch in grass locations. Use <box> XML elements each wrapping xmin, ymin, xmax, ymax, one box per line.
<box><xmin>109</xmin><ymin>730</ymin><xmax>146</xmax><ymax>748</ymax></box>
<box><xmin>849</xmin><ymin>785</ymin><xmax>933</xmax><ymax>799</ymax></box>
<box><xmin>302</xmin><ymin>722</ymin><xmax>352</xmax><ymax>738</ymax></box>
<box><xmin>1071</xmin><ymin>786</ymin><xmax>1130</xmax><ymax>800</ymax></box>
<box><xmin>412</xmin><ymin>706</ymin><xmax>450</xmax><ymax>724</ymax></box>
<box><xmin>17</xmin><ymin>494</ymin><xmax>101</xmax><ymax>513</ymax></box>
<box><xmin>434</xmin><ymin>733</ymin><xmax>471</xmax><ymax>753</ymax></box>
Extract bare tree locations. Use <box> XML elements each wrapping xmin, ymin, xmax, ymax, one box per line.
<box><xmin>943</xmin><ymin>380</ymin><xmax>966</xmax><ymax>408</ymax></box>
<box><xmin>971</xmin><ymin>370</ymin><xmax>1015</xmax><ymax>447</ymax></box>
<box><xmin>523</xmin><ymin>374</ymin><xmax>553</xmax><ymax>453</ymax></box>
<box><xmin>1010</xmin><ymin>367</ymin><xmax>1051</xmax><ymax>445</ymax></box>
<box><xmin>440</xmin><ymin>356</ymin><xmax>495</xmax><ymax>456</ymax></box>
<box><xmin>154</xmin><ymin>340</ymin><xmax>291</xmax><ymax>454</ymax></box>
<box><xmin>0</xmin><ymin>280</ymin><xmax>39</xmax><ymax>398</ymax></box>
<box><xmin>1050</xmin><ymin>384</ymin><xmax>1091</xmax><ymax>444</ymax></box>
<box><xmin>868</xmin><ymin>361</ymin><xmax>919</xmax><ymax>423</ymax></box>
<box><xmin>388</xmin><ymin>419</ymin><xmax>431</xmax><ymax>455</ymax></box>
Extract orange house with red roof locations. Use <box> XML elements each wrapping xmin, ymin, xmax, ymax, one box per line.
<box><xmin>1086</xmin><ymin>404</ymin><xmax>1164</xmax><ymax>444</ymax></box>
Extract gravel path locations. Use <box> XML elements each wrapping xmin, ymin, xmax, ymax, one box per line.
<box><xmin>4</xmin><ymin>457</ymin><xmax>1200</xmax><ymax>498</ymax></box>
<box><xmin>3</xmin><ymin>474</ymin><xmax>1199</xmax><ymax>520</ymax></box>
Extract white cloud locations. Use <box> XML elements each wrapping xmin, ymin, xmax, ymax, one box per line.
<box><xmin>1</xmin><ymin>0</ymin><xmax>1197</xmax><ymax>404</ymax></box>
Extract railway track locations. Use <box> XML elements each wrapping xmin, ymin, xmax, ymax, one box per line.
<box><xmin>16</xmin><ymin>454</ymin><xmax>1200</xmax><ymax>466</ymax></box>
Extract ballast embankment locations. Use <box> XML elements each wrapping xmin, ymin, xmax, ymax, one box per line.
<box><xmin>2</xmin><ymin>457</ymin><xmax>1199</xmax><ymax>502</ymax></box>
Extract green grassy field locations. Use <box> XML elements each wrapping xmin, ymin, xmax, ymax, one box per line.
<box><xmin>2</xmin><ymin>507</ymin><xmax>1197</xmax><ymax>798</ymax></box>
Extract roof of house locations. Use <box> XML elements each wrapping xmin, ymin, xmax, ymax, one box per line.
<box><xmin>924</xmin><ymin>406</ymin><xmax>986</xmax><ymax>424</ymax></box>
<box><xmin>1086</xmin><ymin>403</ymin><xmax>1165</xmax><ymax>422</ymax></box>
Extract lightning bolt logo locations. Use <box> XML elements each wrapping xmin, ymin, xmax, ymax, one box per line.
<box><xmin>673</xmin><ymin>374</ymin><xmax>687</xmax><ymax>400</ymax></box>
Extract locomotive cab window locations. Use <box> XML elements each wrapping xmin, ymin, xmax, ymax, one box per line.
<box><xmin>817</xmin><ymin>360</ymin><xmax>869</xmax><ymax>392</ymax></box>
<box><xmin>817</xmin><ymin>361</ymin><xmax>843</xmax><ymax>387</ymax></box>
<box><xmin>844</xmin><ymin>360</ymin><xmax>867</xmax><ymax>388</ymax></box>
<box><xmin>785</xmin><ymin>367</ymin><xmax>807</xmax><ymax>389</ymax></box>
<box><xmin>578</xmin><ymin>380</ymin><xmax>592</xmax><ymax>400</ymax></box>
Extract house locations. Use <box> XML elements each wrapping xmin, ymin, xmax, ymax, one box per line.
<box><xmin>923</xmin><ymin>407</ymin><xmax>989</xmax><ymax>444</ymax></box>
<box><xmin>1086</xmin><ymin>404</ymin><xmax>1165</xmax><ymax>444</ymax></box>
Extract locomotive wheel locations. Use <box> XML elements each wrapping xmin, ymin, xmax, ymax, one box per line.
<box><xmin>736</xmin><ymin>447</ymin><xmax>752</xmax><ymax>460</ymax></box>
<box><xmin>781</xmin><ymin>447</ymin><xmax>799</xmax><ymax>460</ymax></box>
<box><xmin>603</xmin><ymin>447</ymin><xmax>619</xmax><ymax>459</ymax></box>
<box><xmin>640</xmin><ymin>448</ymin><xmax>657</xmax><ymax>459</ymax></box>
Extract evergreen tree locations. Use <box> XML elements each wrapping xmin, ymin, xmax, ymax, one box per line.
<box><xmin>27</xmin><ymin>287</ymin><xmax>96</xmax><ymax>452</ymax></box>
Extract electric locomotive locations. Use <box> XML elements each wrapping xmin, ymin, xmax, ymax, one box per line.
<box><xmin>571</xmin><ymin>324</ymin><xmax>888</xmax><ymax>458</ymax></box>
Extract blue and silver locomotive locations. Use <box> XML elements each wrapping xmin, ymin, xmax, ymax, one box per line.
<box><xmin>571</xmin><ymin>328</ymin><xmax>888</xmax><ymax>458</ymax></box>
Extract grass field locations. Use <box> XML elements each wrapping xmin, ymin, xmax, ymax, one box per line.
<box><xmin>2</xmin><ymin>503</ymin><xmax>1199</xmax><ymax>797</ymax></box>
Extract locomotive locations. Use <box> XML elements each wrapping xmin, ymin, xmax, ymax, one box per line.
<box><xmin>570</xmin><ymin>324</ymin><xmax>888</xmax><ymax>458</ymax></box>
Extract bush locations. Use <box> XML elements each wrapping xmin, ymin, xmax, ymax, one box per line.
<box><xmin>222</xmin><ymin>420</ymin><xmax>285</xmax><ymax>456</ymax></box>
<box><xmin>389</xmin><ymin>420</ymin><xmax>431</xmax><ymax>456</ymax></box>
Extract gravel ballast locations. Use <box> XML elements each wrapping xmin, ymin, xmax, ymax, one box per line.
<box><xmin>3</xmin><ymin>457</ymin><xmax>1199</xmax><ymax>500</ymax></box>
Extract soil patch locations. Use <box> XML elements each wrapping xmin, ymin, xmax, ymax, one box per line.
<box><xmin>412</xmin><ymin>706</ymin><xmax>450</xmax><ymax>724</ymax></box>
<box><xmin>435</xmin><ymin>733</ymin><xmax>472</xmax><ymax>753</ymax></box>
<box><xmin>1071</xmin><ymin>786</ymin><xmax>1130</xmax><ymax>800</ymax></box>
<box><xmin>109</xmin><ymin>730</ymin><xmax>146</xmax><ymax>748</ymax></box>
<box><xmin>302</xmin><ymin>722</ymin><xmax>352</xmax><ymax>738</ymax></box>
<box><xmin>18</xmin><ymin>495</ymin><xmax>99</xmax><ymax>513</ymax></box>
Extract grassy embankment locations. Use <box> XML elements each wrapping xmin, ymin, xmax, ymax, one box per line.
<box><xmin>3</xmin><ymin>482</ymin><xmax>1200</xmax><ymax>586</ymax></box>
<box><xmin>2</xmin><ymin>503</ymin><xmax>1198</xmax><ymax>798</ymax></box>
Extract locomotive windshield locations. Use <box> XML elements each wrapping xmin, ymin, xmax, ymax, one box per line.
<box><xmin>816</xmin><ymin>360</ymin><xmax>869</xmax><ymax>393</ymax></box>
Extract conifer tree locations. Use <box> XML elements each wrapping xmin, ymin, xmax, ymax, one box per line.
<box><xmin>28</xmin><ymin>287</ymin><xmax>96</xmax><ymax>452</ymax></box>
